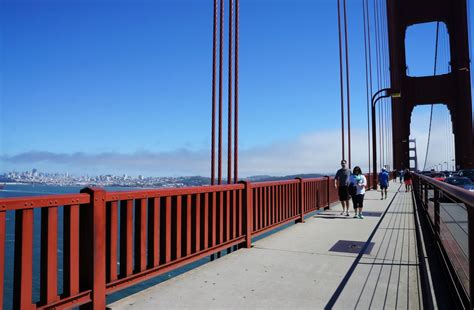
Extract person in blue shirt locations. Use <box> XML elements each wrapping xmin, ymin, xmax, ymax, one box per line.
<box><xmin>378</xmin><ymin>167</ymin><xmax>389</xmax><ymax>199</ymax></box>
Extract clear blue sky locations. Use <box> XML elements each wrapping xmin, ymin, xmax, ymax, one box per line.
<box><xmin>1</xmin><ymin>0</ymin><xmax>472</xmax><ymax>176</ymax></box>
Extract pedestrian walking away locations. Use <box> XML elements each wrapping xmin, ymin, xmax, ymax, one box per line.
<box><xmin>399</xmin><ymin>169</ymin><xmax>404</xmax><ymax>184</ymax></box>
<box><xmin>350</xmin><ymin>166</ymin><xmax>367</xmax><ymax>219</ymax></box>
<box><xmin>335</xmin><ymin>160</ymin><xmax>351</xmax><ymax>216</ymax></box>
<box><xmin>378</xmin><ymin>167</ymin><xmax>389</xmax><ymax>199</ymax></box>
<box><xmin>404</xmin><ymin>169</ymin><xmax>412</xmax><ymax>192</ymax></box>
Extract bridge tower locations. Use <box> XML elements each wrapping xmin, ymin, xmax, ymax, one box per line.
<box><xmin>387</xmin><ymin>0</ymin><xmax>473</xmax><ymax>170</ymax></box>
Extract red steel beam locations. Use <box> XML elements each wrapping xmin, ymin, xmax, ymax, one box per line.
<box><xmin>148</xmin><ymin>197</ymin><xmax>160</xmax><ymax>267</ymax></box>
<box><xmin>196</xmin><ymin>194</ymin><xmax>202</xmax><ymax>252</ymax></box>
<box><xmin>107</xmin><ymin>201</ymin><xmax>118</xmax><ymax>282</ymax></box>
<box><xmin>165</xmin><ymin>197</ymin><xmax>172</xmax><ymax>263</ymax></box>
<box><xmin>120</xmin><ymin>200</ymin><xmax>133</xmax><ymax>277</ymax></box>
<box><xmin>176</xmin><ymin>196</ymin><xmax>182</xmax><ymax>260</ymax></box>
<box><xmin>0</xmin><ymin>194</ymin><xmax>89</xmax><ymax>211</ymax></box>
<box><xmin>186</xmin><ymin>195</ymin><xmax>192</xmax><ymax>256</ymax></box>
<box><xmin>13</xmin><ymin>209</ymin><xmax>34</xmax><ymax>310</ymax></box>
<box><xmin>104</xmin><ymin>184</ymin><xmax>243</xmax><ymax>201</ymax></box>
<box><xmin>204</xmin><ymin>193</ymin><xmax>209</xmax><ymax>249</ymax></box>
<box><xmin>0</xmin><ymin>211</ymin><xmax>4</xmax><ymax>308</ymax></box>
<box><xmin>40</xmin><ymin>207</ymin><xmax>59</xmax><ymax>304</ymax></box>
<box><xmin>135</xmin><ymin>199</ymin><xmax>147</xmax><ymax>272</ymax></box>
<box><xmin>79</xmin><ymin>187</ymin><xmax>106</xmax><ymax>309</ymax></box>
<box><xmin>64</xmin><ymin>204</ymin><xmax>80</xmax><ymax>297</ymax></box>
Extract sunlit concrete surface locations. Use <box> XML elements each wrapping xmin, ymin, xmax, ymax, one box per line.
<box><xmin>109</xmin><ymin>183</ymin><xmax>423</xmax><ymax>309</ymax></box>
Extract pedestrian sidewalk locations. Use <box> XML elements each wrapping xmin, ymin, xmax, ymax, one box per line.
<box><xmin>109</xmin><ymin>182</ymin><xmax>423</xmax><ymax>309</ymax></box>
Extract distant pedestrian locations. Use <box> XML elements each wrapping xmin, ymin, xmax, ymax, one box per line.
<box><xmin>399</xmin><ymin>170</ymin><xmax>404</xmax><ymax>184</ymax></box>
<box><xmin>335</xmin><ymin>160</ymin><xmax>351</xmax><ymax>216</ymax></box>
<box><xmin>350</xmin><ymin>166</ymin><xmax>367</xmax><ymax>219</ymax></box>
<box><xmin>404</xmin><ymin>169</ymin><xmax>412</xmax><ymax>192</ymax></box>
<box><xmin>378</xmin><ymin>168</ymin><xmax>389</xmax><ymax>199</ymax></box>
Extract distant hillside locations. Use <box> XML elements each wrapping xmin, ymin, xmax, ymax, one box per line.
<box><xmin>243</xmin><ymin>173</ymin><xmax>326</xmax><ymax>182</ymax></box>
<box><xmin>179</xmin><ymin>173</ymin><xmax>327</xmax><ymax>186</ymax></box>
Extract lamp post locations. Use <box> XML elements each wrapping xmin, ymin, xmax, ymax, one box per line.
<box><xmin>371</xmin><ymin>88</ymin><xmax>401</xmax><ymax>189</ymax></box>
<box><xmin>444</xmin><ymin>161</ymin><xmax>448</xmax><ymax>171</ymax></box>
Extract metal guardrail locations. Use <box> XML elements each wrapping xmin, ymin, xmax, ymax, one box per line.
<box><xmin>0</xmin><ymin>176</ymin><xmax>343</xmax><ymax>309</ymax></box>
<box><xmin>412</xmin><ymin>173</ymin><xmax>474</xmax><ymax>309</ymax></box>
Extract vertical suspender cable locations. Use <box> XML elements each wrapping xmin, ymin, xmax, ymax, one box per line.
<box><xmin>218</xmin><ymin>0</ymin><xmax>224</xmax><ymax>184</ymax></box>
<box><xmin>377</xmin><ymin>0</ymin><xmax>384</xmax><ymax>168</ymax></box>
<box><xmin>211</xmin><ymin>0</ymin><xmax>218</xmax><ymax>185</ymax></box>
<box><xmin>422</xmin><ymin>22</ymin><xmax>440</xmax><ymax>171</ymax></box>
<box><xmin>337</xmin><ymin>0</ymin><xmax>346</xmax><ymax>161</ymax></box>
<box><xmin>384</xmin><ymin>0</ymin><xmax>392</xmax><ymax>169</ymax></box>
<box><xmin>363</xmin><ymin>0</ymin><xmax>371</xmax><ymax>175</ymax></box>
<box><xmin>381</xmin><ymin>0</ymin><xmax>388</xmax><ymax>168</ymax></box>
<box><xmin>380</xmin><ymin>0</ymin><xmax>385</xmax><ymax>167</ymax></box>
<box><xmin>227</xmin><ymin>0</ymin><xmax>233</xmax><ymax>184</ymax></box>
<box><xmin>367</xmin><ymin>0</ymin><xmax>374</xmax><ymax>175</ymax></box>
<box><xmin>234</xmin><ymin>0</ymin><xmax>239</xmax><ymax>183</ymax></box>
<box><xmin>343</xmin><ymin>0</ymin><xmax>352</xmax><ymax>168</ymax></box>
<box><xmin>374</xmin><ymin>0</ymin><xmax>381</xmax><ymax>168</ymax></box>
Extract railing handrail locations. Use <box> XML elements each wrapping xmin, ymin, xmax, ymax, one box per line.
<box><xmin>250</xmin><ymin>179</ymin><xmax>301</xmax><ymax>187</ymax></box>
<box><xmin>0</xmin><ymin>193</ymin><xmax>91</xmax><ymax>211</ymax></box>
<box><xmin>415</xmin><ymin>173</ymin><xmax>474</xmax><ymax>206</ymax></box>
<box><xmin>105</xmin><ymin>183</ymin><xmax>245</xmax><ymax>201</ymax></box>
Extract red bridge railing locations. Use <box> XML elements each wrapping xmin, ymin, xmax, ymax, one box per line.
<box><xmin>0</xmin><ymin>176</ymin><xmax>342</xmax><ymax>309</ymax></box>
<box><xmin>412</xmin><ymin>173</ymin><xmax>474</xmax><ymax>309</ymax></box>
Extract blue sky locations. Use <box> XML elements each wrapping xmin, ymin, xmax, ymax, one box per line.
<box><xmin>1</xmin><ymin>0</ymin><xmax>472</xmax><ymax>176</ymax></box>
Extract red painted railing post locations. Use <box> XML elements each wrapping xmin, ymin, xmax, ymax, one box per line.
<box><xmin>434</xmin><ymin>189</ymin><xmax>440</xmax><ymax>234</ymax></box>
<box><xmin>0</xmin><ymin>211</ymin><xmax>4</xmax><ymax>309</ymax></box>
<box><xmin>12</xmin><ymin>209</ymin><xmax>34</xmax><ymax>310</ymax></box>
<box><xmin>296</xmin><ymin>178</ymin><xmax>304</xmax><ymax>223</ymax></box>
<box><xmin>325</xmin><ymin>176</ymin><xmax>330</xmax><ymax>210</ymax></box>
<box><xmin>240</xmin><ymin>181</ymin><xmax>253</xmax><ymax>248</ymax></box>
<box><xmin>79</xmin><ymin>187</ymin><xmax>106</xmax><ymax>310</ymax></box>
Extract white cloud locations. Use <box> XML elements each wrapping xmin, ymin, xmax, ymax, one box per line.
<box><xmin>4</xmin><ymin>116</ymin><xmax>454</xmax><ymax>177</ymax></box>
<box><xmin>1</xmin><ymin>129</ymin><xmax>374</xmax><ymax>176</ymax></box>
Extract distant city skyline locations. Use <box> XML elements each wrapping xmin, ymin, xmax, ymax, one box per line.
<box><xmin>1</xmin><ymin>0</ymin><xmax>472</xmax><ymax>176</ymax></box>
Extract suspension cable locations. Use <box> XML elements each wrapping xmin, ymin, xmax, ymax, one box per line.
<box><xmin>337</xmin><ymin>0</ymin><xmax>346</xmax><ymax>162</ymax></box>
<box><xmin>367</xmin><ymin>0</ymin><xmax>374</xmax><ymax>172</ymax></box>
<box><xmin>227</xmin><ymin>0</ymin><xmax>233</xmax><ymax>184</ymax></box>
<box><xmin>234</xmin><ymin>0</ymin><xmax>239</xmax><ymax>183</ymax></box>
<box><xmin>363</xmin><ymin>0</ymin><xmax>371</xmax><ymax>175</ymax></box>
<box><xmin>343</xmin><ymin>0</ymin><xmax>352</xmax><ymax>168</ymax></box>
<box><xmin>422</xmin><ymin>21</ymin><xmax>440</xmax><ymax>171</ymax></box>
<box><xmin>211</xmin><ymin>0</ymin><xmax>218</xmax><ymax>185</ymax></box>
<box><xmin>382</xmin><ymin>0</ymin><xmax>391</xmax><ymax>168</ymax></box>
<box><xmin>374</xmin><ymin>0</ymin><xmax>383</xmax><ymax>168</ymax></box>
<box><xmin>218</xmin><ymin>0</ymin><xmax>224</xmax><ymax>184</ymax></box>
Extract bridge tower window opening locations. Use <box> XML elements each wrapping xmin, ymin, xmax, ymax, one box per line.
<box><xmin>405</xmin><ymin>21</ymin><xmax>451</xmax><ymax>77</ymax></box>
<box><xmin>409</xmin><ymin>104</ymin><xmax>456</xmax><ymax>171</ymax></box>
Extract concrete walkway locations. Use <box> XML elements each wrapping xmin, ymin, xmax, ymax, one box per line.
<box><xmin>109</xmin><ymin>182</ymin><xmax>423</xmax><ymax>309</ymax></box>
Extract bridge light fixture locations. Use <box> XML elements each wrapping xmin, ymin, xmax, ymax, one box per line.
<box><xmin>371</xmin><ymin>88</ymin><xmax>401</xmax><ymax>189</ymax></box>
